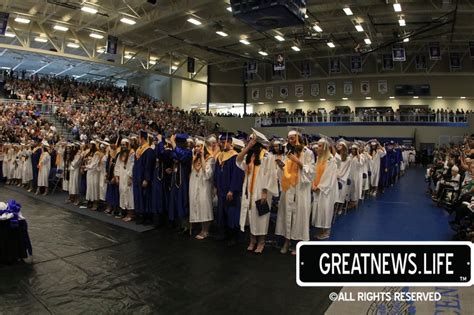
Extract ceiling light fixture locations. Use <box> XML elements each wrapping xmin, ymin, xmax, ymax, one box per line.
<box><xmin>34</xmin><ymin>37</ymin><xmax>48</xmax><ymax>43</ymax></box>
<box><xmin>399</xmin><ymin>18</ymin><xmax>406</xmax><ymax>26</ymax></box>
<box><xmin>216</xmin><ymin>31</ymin><xmax>228</xmax><ymax>37</ymax></box>
<box><xmin>120</xmin><ymin>17</ymin><xmax>136</xmax><ymax>25</ymax></box>
<box><xmin>239</xmin><ymin>39</ymin><xmax>250</xmax><ymax>45</ymax></box>
<box><xmin>258</xmin><ymin>51</ymin><xmax>268</xmax><ymax>56</ymax></box>
<box><xmin>437</xmin><ymin>96</ymin><xmax>443</xmax><ymax>99</ymax></box>
<box><xmin>342</xmin><ymin>97</ymin><xmax>348</xmax><ymax>100</ymax></box>
<box><xmin>389</xmin><ymin>96</ymin><xmax>395</xmax><ymax>99</ymax></box>
<box><xmin>364</xmin><ymin>38</ymin><xmax>372</xmax><ymax>45</ymax></box>
<box><xmin>90</xmin><ymin>33</ymin><xmax>104</xmax><ymax>39</ymax></box>
<box><xmin>291</xmin><ymin>46</ymin><xmax>301</xmax><ymax>52</ymax></box>
<box><xmin>274</xmin><ymin>35</ymin><xmax>285</xmax><ymax>41</ymax></box>
<box><xmin>298</xmin><ymin>99</ymin><xmax>304</xmax><ymax>102</ymax></box>
<box><xmin>227</xmin><ymin>7</ymin><xmax>232</xmax><ymax>12</ymax></box>
<box><xmin>53</xmin><ymin>25</ymin><xmax>69</xmax><ymax>32</ymax></box>
<box><xmin>14</xmin><ymin>17</ymin><xmax>30</xmax><ymax>24</ymax></box>
<box><xmin>343</xmin><ymin>7</ymin><xmax>353</xmax><ymax>16</ymax></box>
<box><xmin>365</xmin><ymin>97</ymin><xmax>372</xmax><ymax>100</ymax></box>
<box><xmin>320</xmin><ymin>98</ymin><xmax>326</xmax><ymax>101</ymax></box>
<box><xmin>403</xmin><ymin>37</ymin><xmax>409</xmax><ymax>42</ymax></box>
<box><xmin>67</xmin><ymin>42</ymin><xmax>79</xmax><ymax>48</ymax></box>
<box><xmin>355</xmin><ymin>24</ymin><xmax>364</xmax><ymax>32</ymax></box>
<box><xmin>187</xmin><ymin>17</ymin><xmax>202</xmax><ymax>25</ymax></box>
<box><xmin>313</xmin><ymin>25</ymin><xmax>323</xmax><ymax>32</ymax></box>
<box><xmin>81</xmin><ymin>6</ymin><xmax>98</xmax><ymax>14</ymax></box>
<box><xmin>413</xmin><ymin>96</ymin><xmax>419</xmax><ymax>99</ymax></box>
<box><xmin>4</xmin><ymin>32</ymin><xmax>15</xmax><ymax>38</ymax></box>
<box><xmin>460</xmin><ymin>96</ymin><xmax>466</xmax><ymax>99</ymax></box>
<box><xmin>327</xmin><ymin>42</ymin><xmax>335</xmax><ymax>48</ymax></box>
<box><xmin>393</xmin><ymin>3</ymin><xmax>402</xmax><ymax>12</ymax></box>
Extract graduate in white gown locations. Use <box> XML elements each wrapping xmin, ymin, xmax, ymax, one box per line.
<box><xmin>36</xmin><ymin>141</ymin><xmax>51</xmax><ymax>195</ymax></box>
<box><xmin>85</xmin><ymin>141</ymin><xmax>101</xmax><ymax>210</ymax></box>
<box><xmin>68</xmin><ymin>144</ymin><xmax>82</xmax><ymax>205</ymax></box>
<box><xmin>236</xmin><ymin>129</ymin><xmax>278</xmax><ymax>254</ymax></box>
<box><xmin>334</xmin><ymin>140</ymin><xmax>352</xmax><ymax>215</ymax></box>
<box><xmin>275</xmin><ymin>129</ymin><xmax>315</xmax><ymax>255</ymax></box>
<box><xmin>98</xmin><ymin>143</ymin><xmax>108</xmax><ymax>203</ymax></box>
<box><xmin>21</xmin><ymin>145</ymin><xmax>33</xmax><ymax>186</ymax></box>
<box><xmin>189</xmin><ymin>138</ymin><xmax>215</xmax><ymax>240</ymax></box>
<box><xmin>349</xmin><ymin>144</ymin><xmax>365</xmax><ymax>209</ymax></box>
<box><xmin>311</xmin><ymin>138</ymin><xmax>338</xmax><ymax>239</ymax></box>
<box><xmin>368</xmin><ymin>141</ymin><xmax>386</xmax><ymax>195</ymax></box>
<box><xmin>115</xmin><ymin>139</ymin><xmax>135</xmax><ymax>220</ymax></box>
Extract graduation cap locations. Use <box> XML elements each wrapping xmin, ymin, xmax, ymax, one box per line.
<box><xmin>251</xmin><ymin>128</ymin><xmax>270</xmax><ymax>146</ymax></box>
<box><xmin>219</xmin><ymin>132</ymin><xmax>235</xmax><ymax>142</ymax></box>
<box><xmin>42</xmin><ymin>140</ymin><xmax>50</xmax><ymax>147</ymax></box>
<box><xmin>194</xmin><ymin>136</ymin><xmax>206</xmax><ymax>146</ymax></box>
<box><xmin>336</xmin><ymin>138</ymin><xmax>350</xmax><ymax>148</ymax></box>
<box><xmin>287</xmin><ymin>126</ymin><xmax>304</xmax><ymax>137</ymax></box>
<box><xmin>207</xmin><ymin>134</ymin><xmax>217</xmax><ymax>144</ymax></box>
<box><xmin>139</xmin><ymin>130</ymin><xmax>148</xmax><ymax>139</ymax></box>
<box><xmin>231</xmin><ymin>137</ymin><xmax>245</xmax><ymax>149</ymax></box>
<box><xmin>176</xmin><ymin>133</ymin><xmax>189</xmax><ymax>143</ymax></box>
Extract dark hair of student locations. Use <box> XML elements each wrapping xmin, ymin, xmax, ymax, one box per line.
<box><xmin>246</xmin><ymin>142</ymin><xmax>263</xmax><ymax>166</ymax></box>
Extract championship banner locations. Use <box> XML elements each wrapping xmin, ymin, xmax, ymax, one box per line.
<box><xmin>187</xmin><ymin>57</ymin><xmax>195</xmax><ymax>73</ymax></box>
<box><xmin>329</xmin><ymin>59</ymin><xmax>341</xmax><ymax>73</ymax></box>
<box><xmin>0</xmin><ymin>12</ymin><xmax>9</xmax><ymax>36</ymax></box>
<box><xmin>378</xmin><ymin>80</ymin><xmax>388</xmax><ymax>94</ymax></box>
<box><xmin>383</xmin><ymin>54</ymin><xmax>394</xmax><ymax>70</ymax></box>
<box><xmin>106</xmin><ymin>35</ymin><xmax>118</xmax><ymax>54</ymax></box>
<box><xmin>351</xmin><ymin>55</ymin><xmax>362</xmax><ymax>73</ymax></box>
<box><xmin>279</xmin><ymin>86</ymin><xmax>288</xmax><ymax>98</ymax></box>
<box><xmin>244</xmin><ymin>71</ymin><xmax>254</xmax><ymax>81</ymax></box>
<box><xmin>251</xmin><ymin>88</ymin><xmax>259</xmax><ymax>100</ymax></box>
<box><xmin>295</xmin><ymin>84</ymin><xmax>304</xmax><ymax>98</ymax></box>
<box><xmin>300</xmin><ymin>60</ymin><xmax>311</xmax><ymax>78</ymax></box>
<box><xmin>429</xmin><ymin>42</ymin><xmax>441</xmax><ymax>60</ymax></box>
<box><xmin>469</xmin><ymin>42</ymin><xmax>474</xmax><ymax>60</ymax></box>
<box><xmin>272</xmin><ymin>67</ymin><xmax>284</xmax><ymax>79</ymax></box>
<box><xmin>415</xmin><ymin>55</ymin><xmax>427</xmax><ymax>70</ymax></box>
<box><xmin>327</xmin><ymin>82</ymin><xmax>336</xmax><ymax>96</ymax></box>
<box><xmin>392</xmin><ymin>46</ymin><xmax>406</xmax><ymax>62</ymax></box>
<box><xmin>310</xmin><ymin>83</ymin><xmax>320</xmax><ymax>97</ymax></box>
<box><xmin>343</xmin><ymin>81</ymin><xmax>353</xmax><ymax>95</ymax></box>
<box><xmin>247</xmin><ymin>61</ymin><xmax>258</xmax><ymax>74</ymax></box>
<box><xmin>361</xmin><ymin>81</ymin><xmax>370</xmax><ymax>95</ymax></box>
<box><xmin>265</xmin><ymin>86</ymin><xmax>273</xmax><ymax>100</ymax></box>
<box><xmin>449</xmin><ymin>52</ymin><xmax>461</xmax><ymax>70</ymax></box>
<box><xmin>274</xmin><ymin>54</ymin><xmax>285</xmax><ymax>71</ymax></box>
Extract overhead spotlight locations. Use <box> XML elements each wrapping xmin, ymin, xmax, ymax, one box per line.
<box><xmin>403</xmin><ymin>37</ymin><xmax>409</xmax><ymax>42</ymax></box>
<box><xmin>389</xmin><ymin>96</ymin><xmax>395</xmax><ymax>99</ymax></box>
<box><xmin>187</xmin><ymin>17</ymin><xmax>202</xmax><ymax>25</ymax></box>
<box><xmin>355</xmin><ymin>24</ymin><xmax>363</xmax><ymax>32</ymax></box>
<box><xmin>320</xmin><ymin>98</ymin><xmax>326</xmax><ymax>101</ymax></box>
<box><xmin>216</xmin><ymin>31</ymin><xmax>228</xmax><ymax>37</ymax></box>
<box><xmin>90</xmin><ymin>33</ymin><xmax>104</xmax><ymax>39</ymax></box>
<box><xmin>342</xmin><ymin>97</ymin><xmax>348</xmax><ymax>100</ymax></box>
<box><xmin>67</xmin><ymin>42</ymin><xmax>79</xmax><ymax>48</ymax></box>
<box><xmin>81</xmin><ymin>6</ymin><xmax>98</xmax><ymax>14</ymax></box>
<box><xmin>291</xmin><ymin>46</ymin><xmax>301</xmax><ymax>52</ymax></box>
<box><xmin>277</xmin><ymin>101</ymin><xmax>283</xmax><ymax>103</ymax></box>
<box><xmin>304</xmin><ymin>14</ymin><xmax>309</xmax><ymax>19</ymax></box>
<box><xmin>171</xmin><ymin>65</ymin><xmax>178</xmax><ymax>70</ymax></box>
<box><xmin>258</xmin><ymin>102</ymin><xmax>264</xmax><ymax>105</ymax></box>
<box><xmin>227</xmin><ymin>6</ymin><xmax>232</xmax><ymax>12</ymax></box>
<box><xmin>327</xmin><ymin>42</ymin><xmax>335</xmax><ymax>48</ymax></box>
<box><xmin>460</xmin><ymin>96</ymin><xmax>466</xmax><ymax>99</ymax></box>
<box><xmin>393</xmin><ymin>3</ymin><xmax>402</xmax><ymax>12</ymax></box>
<box><xmin>239</xmin><ymin>39</ymin><xmax>250</xmax><ymax>45</ymax></box>
<box><xmin>96</xmin><ymin>48</ymin><xmax>105</xmax><ymax>53</ymax></box>
<box><xmin>53</xmin><ymin>25</ymin><xmax>69</xmax><ymax>32</ymax></box>
<box><xmin>149</xmin><ymin>59</ymin><xmax>156</xmax><ymax>65</ymax></box>
<box><xmin>343</xmin><ymin>7</ymin><xmax>353</xmax><ymax>16</ymax></box>
<box><xmin>365</xmin><ymin>97</ymin><xmax>372</xmax><ymax>100</ymax></box>
<box><xmin>364</xmin><ymin>38</ymin><xmax>372</xmax><ymax>45</ymax></box>
<box><xmin>399</xmin><ymin>18</ymin><xmax>406</xmax><ymax>26</ymax></box>
<box><xmin>298</xmin><ymin>99</ymin><xmax>304</xmax><ymax>102</ymax></box>
<box><xmin>34</xmin><ymin>37</ymin><xmax>48</xmax><ymax>43</ymax></box>
<box><xmin>14</xmin><ymin>17</ymin><xmax>30</xmax><ymax>24</ymax></box>
<box><xmin>274</xmin><ymin>35</ymin><xmax>285</xmax><ymax>41</ymax></box>
<box><xmin>120</xmin><ymin>17</ymin><xmax>136</xmax><ymax>25</ymax></box>
<box><xmin>258</xmin><ymin>50</ymin><xmax>268</xmax><ymax>56</ymax></box>
<box><xmin>313</xmin><ymin>25</ymin><xmax>323</xmax><ymax>32</ymax></box>
<box><xmin>4</xmin><ymin>32</ymin><xmax>15</xmax><ymax>38</ymax></box>
<box><xmin>437</xmin><ymin>96</ymin><xmax>443</xmax><ymax>99</ymax></box>
<box><xmin>413</xmin><ymin>96</ymin><xmax>419</xmax><ymax>99</ymax></box>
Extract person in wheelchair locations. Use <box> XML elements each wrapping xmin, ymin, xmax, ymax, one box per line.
<box><xmin>426</xmin><ymin>159</ymin><xmax>446</xmax><ymax>195</ymax></box>
<box><xmin>432</xmin><ymin>165</ymin><xmax>461</xmax><ymax>203</ymax></box>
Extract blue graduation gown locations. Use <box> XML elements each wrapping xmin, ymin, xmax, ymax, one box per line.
<box><xmin>132</xmin><ymin>147</ymin><xmax>155</xmax><ymax>214</ymax></box>
<box><xmin>379</xmin><ymin>155</ymin><xmax>389</xmax><ymax>188</ymax></box>
<box><xmin>386</xmin><ymin>149</ymin><xmax>398</xmax><ymax>184</ymax></box>
<box><xmin>168</xmin><ymin>146</ymin><xmax>192</xmax><ymax>221</ymax></box>
<box><xmin>105</xmin><ymin>155</ymin><xmax>120</xmax><ymax>207</ymax></box>
<box><xmin>151</xmin><ymin>142</ymin><xmax>173</xmax><ymax>215</ymax></box>
<box><xmin>213</xmin><ymin>154</ymin><xmax>244</xmax><ymax>229</ymax></box>
<box><xmin>31</xmin><ymin>148</ymin><xmax>42</xmax><ymax>186</ymax></box>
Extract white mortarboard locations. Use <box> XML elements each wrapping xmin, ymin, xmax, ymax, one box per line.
<box><xmin>42</xmin><ymin>140</ymin><xmax>49</xmax><ymax>147</ymax></box>
<box><xmin>287</xmin><ymin>126</ymin><xmax>304</xmax><ymax>137</ymax></box>
<box><xmin>452</xmin><ymin>165</ymin><xmax>459</xmax><ymax>172</ymax></box>
<box><xmin>121</xmin><ymin>138</ymin><xmax>130</xmax><ymax>144</ymax></box>
<box><xmin>251</xmin><ymin>128</ymin><xmax>270</xmax><ymax>145</ymax></box>
<box><xmin>195</xmin><ymin>136</ymin><xmax>205</xmax><ymax>146</ymax></box>
<box><xmin>207</xmin><ymin>135</ymin><xmax>217</xmax><ymax>143</ymax></box>
<box><xmin>232</xmin><ymin>137</ymin><xmax>245</xmax><ymax>149</ymax></box>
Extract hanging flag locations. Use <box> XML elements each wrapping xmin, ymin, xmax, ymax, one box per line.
<box><xmin>310</xmin><ymin>83</ymin><xmax>320</xmax><ymax>97</ymax></box>
<box><xmin>329</xmin><ymin>58</ymin><xmax>340</xmax><ymax>73</ymax></box>
<box><xmin>274</xmin><ymin>54</ymin><xmax>285</xmax><ymax>71</ymax></box>
<box><xmin>247</xmin><ymin>61</ymin><xmax>258</xmax><ymax>74</ymax></box>
<box><xmin>251</xmin><ymin>88</ymin><xmax>260</xmax><ymax>100</ymax></box>
<box><xmin>351</xmin><ymin>55</ymin><xmax>362</xmax><ymax>72</ymax></box>
<box><xmin>187</xmin><ymin>57</ymin><xmax>195</xmax><ymax>73</ymax></box>
<box><xmin>343</xmin><ymin>81</ymin><xmax>353</xmax><ymax>95</ymax></box>
<box><xmin>327</xmin><ymin>82</ymin><xmax>336</xmax><ymax>96</ymax></box>
<box><xmin>360</xmin><ymin>81</ymin><xmax>370</xmax><ymax>95</ymax></box>
<box><xmin>392</xmin><ymin>46</ymin><xmax>406</xmax><ymax>61</ymax></box>
<box><xmin>429</xmin><ymin>42</ymin><xmax>441</xmax><ymax>60</ymax></box>
<box><xmin>265</xmin><ymin>87</ymin><xmax>273</xmax><ymax>99</ymax></box>
<box><xmin>378</xmin><ymin>80</ymin><xmax>388</xmax><ymax>94</ymax></box>
<box><xmin>295</xmin><ymin>84</ymin><xmax>304</xmax><ymax>98</ymax></box>
<box><xmin>279</xmin><ymin>86</ymin><xmax>288</xmax><ymax>98</ymax></box>
<box><xmin>383</xmin><ymin>54</ymin><xmax>394</xmax><ymax>70</ymax></box>
<box><xmin>0</xmin><ymin>12</ymin><xmax>9</xmax><ymax>36</ymax></box>
<box><xmin>106</xmin><ymin>35</ymin><xmax>118</xmax><ymax>54</ymax></box>
<box><xmin>449</xmin><ymin>52</ymin><xmax>461</xmax><ymax>70</ymax></box>
<box><xmin>300</xmin><ymin>60</ymin><xmax>311</xmax><ymax>78</ymax></box>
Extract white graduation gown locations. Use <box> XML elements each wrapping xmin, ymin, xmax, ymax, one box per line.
<box><xmin>85</xmin><ymin>153</ymin><xmax>100</xmax><ymax>201</ymax></box>
<box><xmin>189</xmin><ymin>157</ymin><xmax>215</xmax><ymax>223</ymax></box>
<box><xmin>362</xmin><ymin>152</ymin><xmax>370</xmax><ymax>193</ymax></box>
<box><xmin>115</xmin><ymin>155</ymin><xmax>134</xmax><ymax>210</ymax></box>
<box><xmin>37</xmin><ymin>152</ymin><xmax>51</xmax><ymax>187</ymax></box>
<box><xmin>237</xmin><ymin>151</ymin><xmax>278</xmax><ymax>235</ymax></box>
<box><xmin>22</xmin><ymin>150</ymin><xmax>33</xmax><ymax>183</ymax></box>
<box><xmin>99</xmin><ymin>154</ymin><xmax>107</xmax><ymax>201</ymax></box>
<box><xmin>275</xmin><ymin>147</ymin><xmax>315</xmax><ymax>241</ymax></box>
<box><xmin>369</xmin><ymin>149</ymin><xmax>386</xmax><ymax>188</ymax></box>
<box><xmin>349</xmin><ymin>154</ymin><xmax>364</xmax><ymax>201</ymax></box>
<box><xmin>14</xmin><ymin>152</ymin><xmax>21</xmax><ymax>179</ymax></box>
<box><xmin>68</xmin><ymin>153</ymin><xmax>82</xmax><ymax>195</ymax></box>
<box><xmin>335</xmin><ymin>154</ymin><xmax>351</xmax><ymax>204</ymax></box>
<box><xmin>312</xmin><ymin>156</ymin><xmax>338</xmax><ymax>229</ymax></box>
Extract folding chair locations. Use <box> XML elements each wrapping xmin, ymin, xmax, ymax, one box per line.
<box><xmin>49</xmin><ymin>168</ymin><xmax>63</xmax><ymax>194</ymax></box>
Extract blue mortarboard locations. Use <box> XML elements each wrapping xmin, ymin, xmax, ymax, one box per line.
<box><xmin>176</xmin><ymin>133</ymin><xmax>189</xmax><ymax>143</ymax></box>
<box><xmin>140</xmin><ymin>130</ymin><xmax>148</xmax><ymax>139</ymax></box>
<box><xmin>219</xmin><ymin>132</ymin><xmax>235</xmax><ymax>141</ymax></box>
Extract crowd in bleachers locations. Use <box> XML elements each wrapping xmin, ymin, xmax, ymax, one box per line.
<box><xmin>425</xmin><ymin>138</ymin><xmax>474</xmax><ymax>241</ymax></box>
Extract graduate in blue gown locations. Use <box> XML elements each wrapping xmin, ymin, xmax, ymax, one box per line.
<box><xmin>213</xmin><ymin>134</ymin><xmax>245</xmax><ymax>245</ymax></box>
<box><xmin>132</xmin><ymin>130</ymin><xmax>156</xmax><ymax>225</ymax></box>
<box><xmin>104</xmin><ymin>141</ymin><xmax>120</xmax><ymax>217</ymax></box>
<box><xmin>151</xmin><ymin>134</ymin><xmax>174</xmax><ymax>226</ymax></box>
<box><xmin>29</xmin><ymin>140</ymin><xmax>42</xmax><ymax>192</ymax></box>
<box><xmin>168</xmin><ymin>134</ymin><xmax>193</xmax><ymax>231</ymax></box>
<box><xmin>379</xmin><ymin>152</ymin><xmax>389</xmax><ymax>190</ymax></box>
<box><xmin>385</xmin><ymin>141</ymin><xmax>398</xmax><ymax>187</ymax></box>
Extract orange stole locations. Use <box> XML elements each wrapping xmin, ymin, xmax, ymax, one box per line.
<box><xmin>312</xmin><ymin>160</ymin><xmax>327</xmax><ymax>190</ymax></box>
<box><xmin>281</xmin><ymin>157</ymin><xmax>299</xmax><ymax>192</ymax></box>
<box><xmin>246</xmin><ymin>149</ymin><xmax>266</xmax><ymax>198</ymax></box>
<box><xmin>135</xmin><ymin>143</ymin><xmax>150</xmax><ymax>160</ymax></box>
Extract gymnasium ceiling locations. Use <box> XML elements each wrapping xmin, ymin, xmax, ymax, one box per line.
<box><xmin>0</xmin><ymin>0</ymin><xmax>472</xmax><ymax>80</ymax></box>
